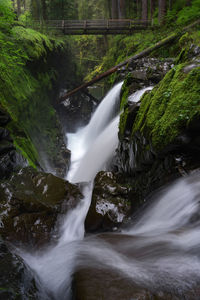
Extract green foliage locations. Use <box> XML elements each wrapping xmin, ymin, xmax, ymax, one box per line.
<box><xmin>177</xmin><ymin>0</ymin><xmax>200</xmax><ymax>25</ymax></box>
<box><xmin>165</xmin><ymin>0</ymin><xmax>200</xmax><ymax>26</ymax></box>
<box><xmin>132</xmin><ymin>65</ymin><xmax>200</xmax><ymax>150</ymax></box>
<box><xmin>77</xmin><ymin>0</ymin><xmax>110</xmax><ymax>19</ymax></box>
<box><xmin>0</xmin><ymin>1</ymin><xmax>68</xmax><ymax>168</ymax></box>
<box><xmin>0</xmin><ymin>0</ymin><xmax>14</xmax><ymax>29</ymax></box>
<box><xmin>69</xmin><ymin>34</ymin><xmax>107</xmax><ymax>81</ymax></box>
<box><xmin>12</xmin><ymin>26</ymin><xmax>55</xmax><ymax>58</ymax></box>
<box><xmin>86</xmin><ymin>30</ymin><xmax>169</xmax><ymax>83</ymax></box>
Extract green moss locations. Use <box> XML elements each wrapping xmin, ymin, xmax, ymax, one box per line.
<box><xmin>0</xmin><ymin>18</ymin><xmax>68</xmax><ymax>169</ymax></box>
<box><xmin>120</xmin><ymin>76</ymin><xmax>132</xmax><ymax>111</ymax></box>
<box><xmin>119</xmin><ymin>107</ymin><xmax>129</xmax><ymax>138</ymax></box>
<box><xmin>118</xmin><ymin>75</ymin><xmax>133</xmax><ymax>137</ymax></box>
<box><xmin>132</xmin><ymin>64</ymin><xmax>200</xmax><ymax>150</ymax></box>
<box><xmin>7</xmin><ymin>121</ymin><xmax>38</xmax><ymax>168</ymax></box>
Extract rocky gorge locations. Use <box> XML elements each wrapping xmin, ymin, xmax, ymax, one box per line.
<box><xmin>0</xmin><ymin>7</ymin><xmax>200</xmax><ymax>299</ymax></box>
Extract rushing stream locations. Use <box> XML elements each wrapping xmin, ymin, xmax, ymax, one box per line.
<box><xmin>20</xmin><ymin>83</ymin><xmax>200</xmax><ymax>299</ymax></box>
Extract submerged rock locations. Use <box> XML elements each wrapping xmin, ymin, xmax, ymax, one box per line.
<box><xmin>73</xmin><ymin>233</ymin><xmax>200</xmax><ymax>300</ymax></box>
<box><xmin>85</xmin><ymin>171</ymin><xmax>131</xmax><ymax>232</ymax></box>
<box><xmin>0</xmin><ymin>167</ymin><xmax>82</xmax><ymax>247</ymax></box>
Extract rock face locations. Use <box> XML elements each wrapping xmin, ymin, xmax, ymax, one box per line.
<box><xmin>0</xmin><ymin>106</ymin><xmax>27</xmax><ymax>180</ymax></box>
<box><xmin>0</xmin><ymin>167</ymin><xmax>82</xmax><ymax>247</ymax></box>
<box><xmin>57</xmin><ymin>90</ymin><xmax>98</xmax><ymax>133</ymax></box>
<box><xmin>0</xmin><ymin>238</ymin><xmax>38</xmax><ymax>299</ymax></box>
<box><xmin>115</xmin><ymin>59</ymin><xmax>200</xmax><ymax>208</ymax></box>
<box><xmin>85</xmin><ymin>171</ymin><xmax>131</xmax><ymax>232</ymax></box>
<box><xmin>117</xmin><ymin>57</ymin><xmax>174</xmax><ymax>93</ymax></box>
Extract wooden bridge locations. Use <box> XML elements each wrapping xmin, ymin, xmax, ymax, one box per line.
<box><xmin>31</xmin><ymin>19</ymin><xmax>152</xmax><ymax>34</ymax></box>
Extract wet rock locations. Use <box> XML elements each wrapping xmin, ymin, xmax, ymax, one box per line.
<box><xmin>0</xmin><ymin>113</ymin><xmax>10</xmax><ymax>126</ymax></box>
<box><xmin>115</xmin><ymin>61</ymin><xmax>200</xmax><ymax>211</ymax></box>
<box><xmin>0</xmin><ymin>237</ymin><xmax>38</xmax><ymax>299</ymax></box>
<box><xmin>74</xmin><ymin>267</ymin><xmax>153</xmax><ymax>300</ymax></box>
<box><xmin>0</xmin><ymin>108</ymin><xmax>27</xmax><ymax>181</ymax></box>
<box><xmin>183</xmin><ymin>63</ymin><xmax>200</xmax><ymax>73</ymax></box>
<box><xmin>117</xmin><ymin>58</ymin><xmax>174</xmax><ymax>91</ymax></box>
<box><xmin>0</xmin><ymin>140</ymin><xmax>15</xmax><ymax>155</ymax></box>
<box><xmin>57</xmin><ymin>91</ymin><xmax>97</xmax><ymax>133</ymax></box>
<box><xmin>85</xmin><ymin>172</ymin><xmax>131</xmax><ymax>232</ymax></box>
<box><xmin>0</xmin><ymin>150</ymin><xmax>27</xmax><ymax>180</ymax></box>
<box><xmin>0</xmin><ymin>167</ymin><xmax>82</xmax><ymax>247</ymax></box>
<box><xmin>0</xmin><ymin>127</ymin><xmax>12</xmax><ymax>140</ymax></box>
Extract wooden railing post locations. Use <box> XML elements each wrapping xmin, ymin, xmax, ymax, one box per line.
<box><xmin>62</xmin><ymin>20</ymin><xmax>65</xmax><ymax>33</ymax></box>
<box><xmin>84</xmin><ymin>20</ymin><xmax>87</xmax><ymax>33</ymax></box>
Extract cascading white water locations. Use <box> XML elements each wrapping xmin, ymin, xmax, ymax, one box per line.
<box><xmin>20</xmin><ymin>82</ymin><xmax>124</xmax><ymax>299</ymax></box>
<box><xmin>75</xmin><ymin>173</ymin><xmax>200</xmax><ymax>295</ymax></box>
<box><xmin>66</xmin><ymin>81</ymin><xmax>123</xmax><ymax>182</ymax></box>
<box><xmin>19</xmin><ymin>82</ymin><xmax>200</xmax><ymax>299</ymax></box>
<box><xmin>128</xmin><ymin>86</ymin><xmax>153</xmax><ymax>103</ymax></box>
<box><xmin>70</xmin><ymin>115</ymin><xmax>119</xmax><ymax>183</ymax></box>
<box><xmin>82</xmin><ymin>81</ymin><xmax>122</xmax><ymax>146</ymax></box>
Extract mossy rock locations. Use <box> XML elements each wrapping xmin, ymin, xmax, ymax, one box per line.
<box><xmin>132</xmin><ymin>64</ymin><xmax>200</xmax><ymax>151</ymax></box>
<box><xmin>0</xmin><ymin>167</ymin><xmax>82</xmax><ymax>247</ymax></box>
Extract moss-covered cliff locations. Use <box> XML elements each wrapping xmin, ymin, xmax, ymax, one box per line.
<box><xmin>115</xmin><ymin>34</ymin><xmax>200</xmax><ymax>208</ymax></box>
<box><xmin>132</xmin><ymin>63</ymin><xmax>200</xmax><ymax>150</ymax></box>
<box><xmin>0</xmin><ymin>4</ymin><xmax>77</xmax><ymax>175</ymax></box>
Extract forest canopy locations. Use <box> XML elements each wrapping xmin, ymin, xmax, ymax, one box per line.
<box><xmin>9</xmin><ymin>0</ymin><xmax>200</xmax><ymax>26</ymax></box>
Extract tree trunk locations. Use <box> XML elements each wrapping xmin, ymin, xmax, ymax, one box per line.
<box><xmin>136</xmin><ymin>0</ymin><xmax>141</xmax><ymax>19</ymax></box>
<box><xmin>169</xmin><ymin>0</ymin><xmax>172</xmax><ymax>10</ymax></box>
<box><xmin>158</xmin><ymin>0</ymin><xmax>166</xmax><ymax>24</ymax></box>
<box><xmin>150</xmin><ymin>0</ymin><xmax>155</xmax><ymax>20</ymax></box>
<box><xmin>112</xmin><ymin>0</ymin><xmax>118</xmax><ymax>19</ymax></box>
<box><xmin>107</xmin><ymin>0</ymin><xmax>112</xmax><ymax>18</ymax></box>
<box><xmin>142</xmin><ymin>0</ymin><xmax>148</xmax><ymax>21</ymax></box>
<box><xmin>17</xmin><ymin>0</ymin><xmax>21</xmax><ymax>16</ymax></box>
<box><xmin>60</xmin><ymin>19</ymin><xmax>200</xmax><ymax>101</ymax></box>
<box><xmin>41</xmin><ymin>0</ymin><xmax>46</xmax><ymax>20</ymax></box>
<box><xmin>118</xmin><ymin>0</ymin><xmax>126</xmax><ymax>19</ymax></box>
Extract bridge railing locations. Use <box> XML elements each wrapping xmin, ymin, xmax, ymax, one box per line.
<box><xmin>28</xmin><ymin>19</ymin><xmax>151</xmax><ymax>31</ymax></box>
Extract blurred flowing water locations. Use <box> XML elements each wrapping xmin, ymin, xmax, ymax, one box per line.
<box><xmin>20</xmin><ymin>83</ymin><xmax>200</xmax><ymax>299</ymax></box>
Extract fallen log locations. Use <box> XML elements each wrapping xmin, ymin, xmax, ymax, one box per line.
<box><xmin>60</xmin><ymin>19</ymin><xmax>200</xmax><ymax>101</ymax></box>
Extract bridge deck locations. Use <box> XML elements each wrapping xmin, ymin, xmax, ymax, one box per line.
<box><xmin>30</xmin><ymin>19</ymin><xmax>152</xmax><ymax>34</ymax></box>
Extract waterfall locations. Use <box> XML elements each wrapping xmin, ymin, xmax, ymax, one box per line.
<box><xmin>66</xmin><ymin>81</ymin><xmax>123</xmax><ymax>182</ymax></box>
<box><xmin>78</xmin><ymin>81</ymin><xmax>122</xmax><ymax>148</ymax></box>
<box><xmin>75</xmin><ymin>173</ymin><xmax>200</xmax><ymax>295</ymax></box>
<box><xmin>128</xmin><ymin>86</ymin><xmax>153</xmax><ymax>103</ymax></box>
<box><xmin>20</xmin><ymin>82</ymin><xmax>123</xmax><ymax>299</ymax></box>
<box><xmin>70</xmin><ymin>116</ymin><xmax>119</xmax><ymax>183</ymax></box>
<box><xmin>18</xmin><ymin>83</ymin><xmax>200</xmax><ymax>299</ymax></box>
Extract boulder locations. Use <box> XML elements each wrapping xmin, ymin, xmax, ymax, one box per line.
<box><xmin>0</xmin><ymin>167</ymin><xmax>82</xmax><ymax>247</ymax></box>
<box><xmin>85</xmin><ymin>171</ymin><xmax>131</xmax><ymax>232</ymax></box>
<box><xmin>57</xmin><ymin>90</ymin><xmax>97</xmax><ymax>133</ymax></box>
